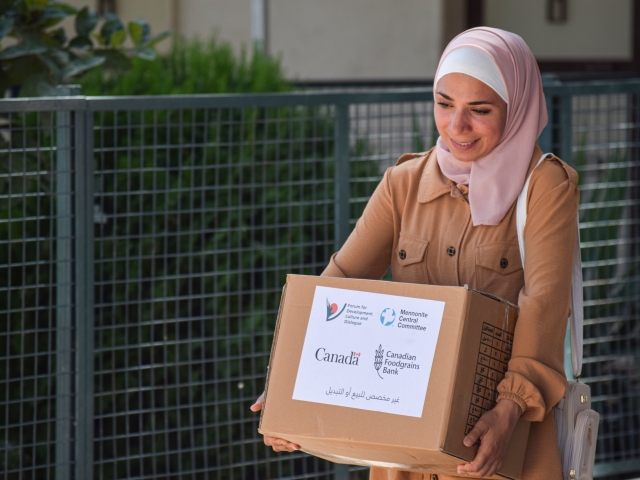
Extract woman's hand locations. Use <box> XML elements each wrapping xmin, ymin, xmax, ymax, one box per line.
<box><xmin>250</xmin><ymin>392</ymin><xmax>301</xmax><ymax>453</ymax></box>
<box><xmin>457</xmin><ymin>398</ymin><xmax>523</xmax><ymax>477</ymax></box>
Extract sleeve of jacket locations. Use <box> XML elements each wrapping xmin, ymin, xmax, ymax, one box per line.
<box><xmin>497</xmin><ymin>159</ymin><xmax>579</xmax><ymax>421</ymax></box>
<box><xmin>321</xmin><ymin>167</ymin><xmax>397</xmax><ymax>279</ymax></box>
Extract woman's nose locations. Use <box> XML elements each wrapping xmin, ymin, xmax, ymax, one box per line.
<box><xmin>450</xmin><ymin>111</ymin><xmax>468</xmax><ymax>135</ymax></box>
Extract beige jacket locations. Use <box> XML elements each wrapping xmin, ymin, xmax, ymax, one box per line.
<box><xmin>321</xmin><ymin>145</ymin><xmax>579</xmax><ymax>479</ymax></box>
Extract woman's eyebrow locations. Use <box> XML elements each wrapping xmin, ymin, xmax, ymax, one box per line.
<box><xmin>436</xmin><ymin>91</ymin><xmax>495</xmax><ymax>106</ymax></box>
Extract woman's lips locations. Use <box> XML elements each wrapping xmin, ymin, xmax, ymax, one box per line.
<box><xmin>451</xmin><ymin>138</ymin><xmax>479</xmax><ymax>151</ymax></box>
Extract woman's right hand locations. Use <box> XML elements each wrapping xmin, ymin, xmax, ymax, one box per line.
<box><xmin>250</xmin><ymin>392</ymin><xmax>301</xmax><ymax>453</ymax></box>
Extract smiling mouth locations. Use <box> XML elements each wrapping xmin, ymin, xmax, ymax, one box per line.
<box><xmin>451</xmin><ymin>138</ymin><xmax>479</xmax><ymax>149</ymax></box>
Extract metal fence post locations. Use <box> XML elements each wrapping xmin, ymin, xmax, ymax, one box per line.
<box><xmin>540</xmin><ymin>74</ymin><xmax>560</xmax><ymax>153</ymax></box>
<box><xmin>558</xmin><ymin>93</ymin><xmax>573</xmax><ymax>166</ymax></box>
<box><xmin>74</xmin><ymin>95</ymin><xmax>95</xmax><ymax>480</ymax></box>
<box><xmin>55</xmin><ymin>85</ymin><xmax>79</xmax><ymax>480</ymax></box>
<box><xmin>334</xmin><ymin>102</ymin><xmax>351</xmax><ymax>251</ymax></box>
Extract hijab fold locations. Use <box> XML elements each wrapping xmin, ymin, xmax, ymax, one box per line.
<box><xmin>434</xmin><ymin>27</ymin><xmax>548</xmax><ymax>226</ymax></box>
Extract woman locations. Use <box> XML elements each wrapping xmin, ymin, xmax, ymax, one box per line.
<box><xmin>252</xmin><ymin>27</ymin><xmax>578</xmax><ymax>479</ymax></box>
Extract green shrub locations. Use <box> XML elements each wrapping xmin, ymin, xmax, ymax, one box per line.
<box><xmin>77</xmin><ymin>36</ymin><xmax>291</xmax><ymax>96</ymax></box>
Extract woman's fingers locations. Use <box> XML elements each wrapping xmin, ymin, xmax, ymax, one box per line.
<box><xmin>457</xmin><ymin>399</ymin><xmax>521</xmax><ymax>477</ymax></box>
<box><xmin>250</xmin><ymin>394</ymin><xmax>300</xmax><ymax>453</ymax></box>
<box><xmin>457</xmin><ymin>419</ymin><xmax>490</xmax><ymax>475</ymax></box>
<box><xmin>249</xmin><ymin>392</ymin><xmax>265</xmax><ymax>412</ymax></box>
<box><xmin>264</xmin><ymin>435</ymin><xmax>300</xmax><ymax>452</ymax></box>
<box><xmin>463</xmin><ymin>419</ymin><xmax>487</xmax><ymax>447</ymax></box>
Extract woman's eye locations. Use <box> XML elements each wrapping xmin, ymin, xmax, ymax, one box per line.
<box><xmin>437</xmin><ymin>101</ymin><xmax>451</xmax><ymax>108</ymax></box>
<box><xmin>472</xmin><ymin>109</ymin><xmax>491</xmax><ymax>115</ymax></box>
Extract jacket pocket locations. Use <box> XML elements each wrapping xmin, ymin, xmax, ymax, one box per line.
<box><xmin>394</xmin><ymin>232</ymin><xmax>429</xmax><ymax>284</ymax></box>
<box><xmin>475</xmin><ymin>242</ymin><xmax>524</xmax><ymax>304</ymax></box>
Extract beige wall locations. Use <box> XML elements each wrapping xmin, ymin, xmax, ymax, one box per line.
<box><xmin>269</xmin><ymin>0</ymin><xmax>444</xmax><ymax>80</ymax></box>
<box><xmin>175</xmin><ymin>0</ymin><xmax>252</xmax><ymax>53</ymax></box>
<box><xmin>485</xmin><ymin>0</ymin><xmax>633</xmax><ymax>61</ymax></box>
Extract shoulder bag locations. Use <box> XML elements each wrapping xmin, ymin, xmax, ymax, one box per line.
<box><xmin>515</xmin><ymin>152</ymin><xmax>599</xmax><ymax>480</ymax></box>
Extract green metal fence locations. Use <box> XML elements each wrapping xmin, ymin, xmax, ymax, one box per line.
<box><xmin>1</xmin><ymin>80</ymin><xmax>639</xmax><ymax>479</ymax></box>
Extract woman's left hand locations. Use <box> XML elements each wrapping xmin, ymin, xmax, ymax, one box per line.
<box><xmin>456</xmin><ymin>398</ymin><xmax>523</xmax><ymax>478</ymax></box>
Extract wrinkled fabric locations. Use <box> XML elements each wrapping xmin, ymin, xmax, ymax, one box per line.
<box><xmin>321</xmin><ymin>146</ymin><xmax>578</xmax><ymax>479</ymax></box>
<box><xmin>434</xmin><ymin>27</ymin><xmax>548</xmax><ymax>226</ymax></box>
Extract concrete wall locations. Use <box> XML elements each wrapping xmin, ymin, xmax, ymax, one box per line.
<box><xmin>269</xmin><ymin>0</ymin><xmax>444</xmax><ymax>80</ymax></box>
<box><xmin>485</xmin><ymin>0</ymin><xmax>633</xmax><ymax>60</ymax></box>
<box><xmin>174</xmin><ymin>0</ymin><xmax>251</xmax><ymax>53</ymax></box>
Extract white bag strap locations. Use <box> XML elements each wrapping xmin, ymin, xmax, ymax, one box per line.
<box><xmin>516</xmin><ymin>152</ymin><xmax>583</xmax><ymax>379</ymax></box>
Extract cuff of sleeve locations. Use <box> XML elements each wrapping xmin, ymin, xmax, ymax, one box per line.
<box><xmin>496</xmin><ymin>392</ymin><xmax>527</xmax><ymax>415</ymax></box>
<box><xmin>321</xmin><ymin>252</ymin><xmax>348</xmax><ymax>278</ymax></box>
<box><xmin>497</xmin><ymin>370</ymin><xmax>547</xmax><ymax>421</ymax></box>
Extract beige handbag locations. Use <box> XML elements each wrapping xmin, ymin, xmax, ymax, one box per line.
<box><xmin>516</xmin><ymin>153</ymin><xmax>599</xmax><ymax>480</ymax></box>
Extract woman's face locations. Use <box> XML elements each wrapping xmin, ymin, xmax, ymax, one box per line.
<box><xmin>434</xmin><ymin>73</ymin><xmax>508</xmax><ymax>162</ymax></box>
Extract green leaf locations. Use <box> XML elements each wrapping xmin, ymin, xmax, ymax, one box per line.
<box><xmin>48</xmin><ymin>26</ymin><xmax>66</xmax><ymax>45</ymax></box>
<box><xmin>0</xmin><ymin>54</ymin><xmax>49</xmax><ymax>90</ymax></box>
<box><xmin>69</xmin><ymin>35</ymin><xmax>92</xmax><ymax>50</ymax></box>
<box><xmin>128</xmin><ymin>19</ymin><xmax>150</xmax><ymax>47</ymax></box>
<box><xmin>0</xmin><ymin>42</ymin><xmax>46</xmax><ymax>59</ymax></box>
<box><xmin>35</xmin><ymin>51</ymin><xmax>61</xmax><ymax>80</ymax></box>
<box><xmin>0</xmin><ymin>15</ymin><xmax>13</xmax><ymax>39</ymax></box>
<box><xmin>92</xmin><ymin>32</ymin><xmax>105</xmax><ymax>46</ymax></box>
<box><xmin>61</xmin><ymin>54</ymin><xmax>104</xmax><ymax>79</ymax></box>
<box><xmin>146</xmin><ymin>30</ymin><xmax>171</xmax><ymax>47</ymax></box>
<box><xmin>50</xmin><ymin>47</ymin><xmax>69</xmax><ymax>65</ymax></box>
<box><xmin>36</xmin><ymin>6</ymin><xmax>68</xmax><ymax>26</ymax></box>
<box><xmin>24</xmin><ymin>0</ymin><xmax>50</xmax><ymax>11</ymax></box>
<box><xmin>100</xmin><ymin>12</ymin><xmax>123</xmax><ymax>45</ymax></box>
<box><xmin>132</xmin><ymin>47</ymin><xmax>155</xmax><ymax>61</ymax></box>
<box><xmin>109</xmin><ymin>28</ymin><xmax>125</xmax><ymax>48</ymax></box>
<box><xmin>97</xmin><ymin>49</ymin><xmax>130</xmax><ymax>72</ymax></box>
<box><xmin>75</xmin><ymin>6</ymin><xmax>97</xmax><ymax>37</ymax></box>
<box><xmin>53</xmin><ymin>2</ymin><xmax>78</xmax><ymax>14</ymax></box>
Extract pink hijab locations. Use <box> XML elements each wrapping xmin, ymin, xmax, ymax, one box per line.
<box><xmin>434</xmin><ymin>27</ymin><xmax>548</xmax><ymax>226</ymax></box>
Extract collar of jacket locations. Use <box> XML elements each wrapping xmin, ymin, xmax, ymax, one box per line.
<box><xmin>414</xmin><ymin>143</ymin><xmax>545</xmax><ymax>204</ymax></box>
<box><xmin>416</xmin><ymin>148</ymin><xmax>455</xmax><ymax>203</ymax></box>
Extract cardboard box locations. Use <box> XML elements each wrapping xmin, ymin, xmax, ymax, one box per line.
<box><xmin>259</xmin><ymin>275</ymin><xmax>530</xmax><ymax>480</ymax></box>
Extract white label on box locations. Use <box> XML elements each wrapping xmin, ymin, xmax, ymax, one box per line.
<box><xmin>292</xmin><ymin>286</ymin><xmax>445</xmax><ymax>417</ymax></box>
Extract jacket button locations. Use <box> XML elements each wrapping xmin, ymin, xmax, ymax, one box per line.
<box><xmin>399</xmin><ymin>249</ymin><xmax>406</xmax><ymax>260</ymax></box>
<box><xmin>500</xmin><ymin>258</ymin><xmax>508</xmax><ymax>269</ymax></box>
<box><xmin>447</xmin><ymin>246</ymin><xmax>456</xmax><ymax>256</ymax></box>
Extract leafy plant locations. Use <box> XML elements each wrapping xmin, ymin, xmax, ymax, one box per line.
<box><xmin>77</xmin><ymin>35</ymin><xmax>290</xmax><ymax>96</ymax></box>
<box><xmin>0</xmin><ymin>0</ymin><xmax>170</xmax><ymax>96</ymax></box>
